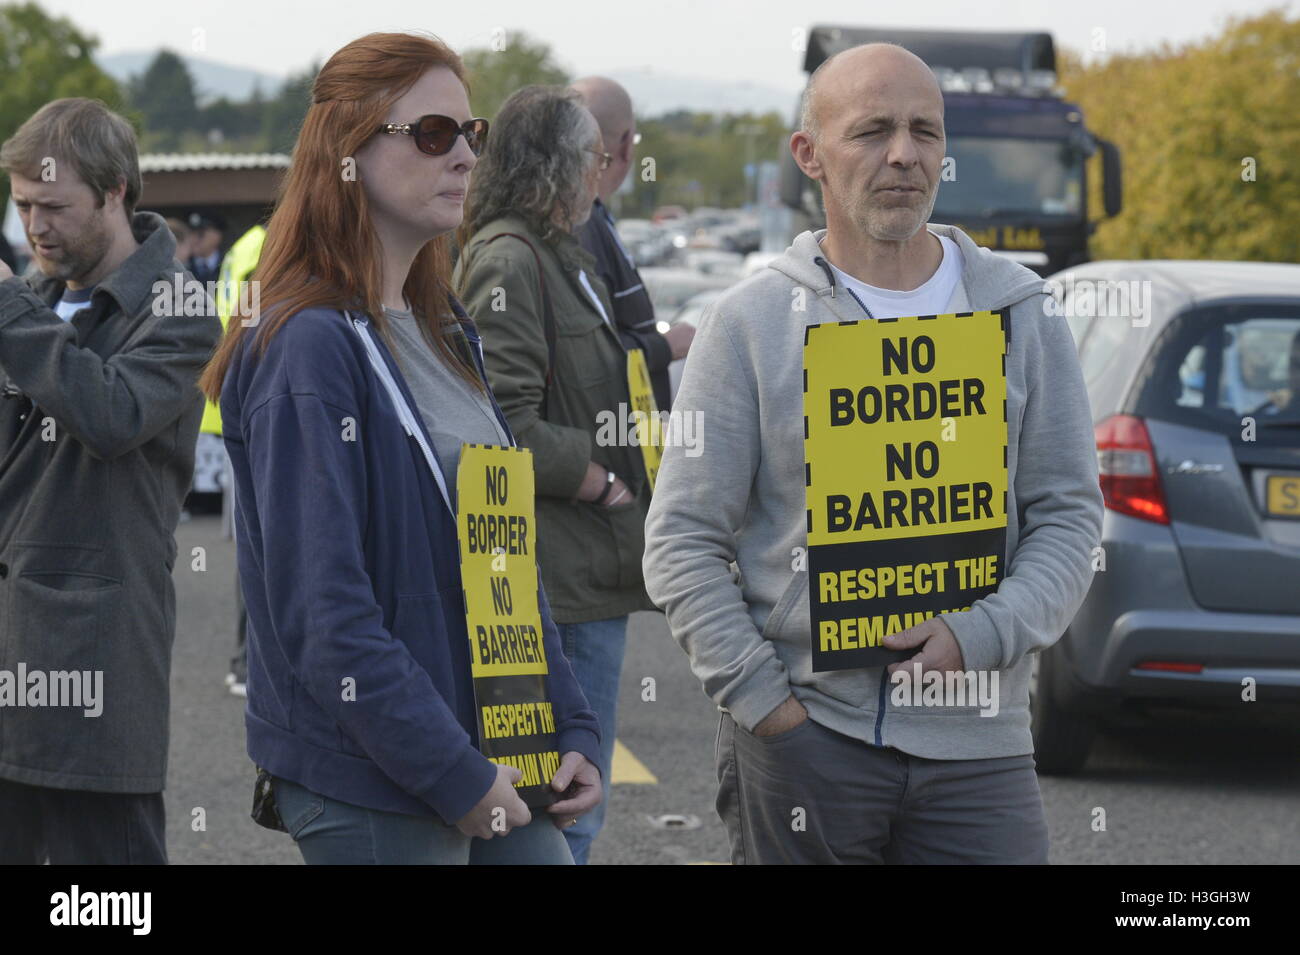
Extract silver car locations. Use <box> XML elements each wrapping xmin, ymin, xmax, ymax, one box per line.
<box><xmin>1032</xmin><ymin>260</ymin><xmax>1300</xmax><ymax>773</ymax></box>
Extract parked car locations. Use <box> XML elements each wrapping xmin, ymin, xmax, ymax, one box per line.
<box><xmin>1031</xmin><ymin>260</ymin><xmax>1300</xmax><ymax>773</ymax></box>
<box><xmin>715</xmin><ymin>218</ymin><xmax>762</xmax><ymax>255</ymax></box>
<box><xmin>681</xmin><ymin>249</ymin><xmax>744</xmax><ymax>277</ymax></box>
<box><xmin>615</xmin><ymin>218</ymin><xmax>674</xmax><ymax>267</ymax></box>
<box><xmin>651</xmin><ymin>205</ymin><xmax>688</xmax><ymax>224</ymax></box>
<box><xmin>640</xmin><ymin>266</ymin><xmax>735</xmax><ymax>317</ymax></box>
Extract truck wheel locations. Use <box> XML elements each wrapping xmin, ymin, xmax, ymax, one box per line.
<box><xmin>1030</xmin><ymin>644</ymin><xmax>1097</xmax><ymax>775</ymax></box>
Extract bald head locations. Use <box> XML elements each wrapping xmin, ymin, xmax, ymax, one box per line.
<box><xmin>571</xmin><ymin>76</ymin><xmax>638</xmax><ymax>198</ymax></box>
<box><xmin>571</xmin><ymin>76</ymin><xmax>633</xmax><ymax>145</ymax></box>
<box><xmin>802</xmin><ymin>43</ymin><xmax>941</xmax><ymax>144</ymax></box>
<box><xmin>790</xmin><ymin>41</ymin><xmax>947</xmax><ymax>247</ymax></box>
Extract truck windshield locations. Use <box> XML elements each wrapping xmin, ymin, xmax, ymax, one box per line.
<box><xmin>934</xmin><ymin>137</ymin><xmax>1083</xmax><ymax>219</ymax></box>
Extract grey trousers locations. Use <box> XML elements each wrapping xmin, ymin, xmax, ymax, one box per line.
<box><xmin>0</xmin><ymin>777</ymin><xmax>167</xmax><ymax>864</ymax></box>
<box><xmin>715</xmin><ymin>712</ymin><xmax>1049</xmax><ymax>864</ymax></box>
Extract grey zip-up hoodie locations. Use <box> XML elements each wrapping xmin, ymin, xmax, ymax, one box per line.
<box><xmin>643</xmin><ymin>224</ymin><xmax>1103</xmax><ymax>759</ymax></box>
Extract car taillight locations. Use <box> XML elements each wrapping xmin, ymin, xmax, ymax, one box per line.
<box><xmin>1136</xmin><ymin>661</ymin><xmax>1204</xmax><ymax>674</ymax></box>
<box><xmin>1095</xmin><ymin>414</ymin><xmax>1169</xmax><ymax>524</ymax></box>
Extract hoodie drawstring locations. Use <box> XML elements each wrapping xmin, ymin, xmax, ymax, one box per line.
<box><xmin>813</xmin><ymin>254</ymin><xmax>878</xmax><ymax>319</ymax></box>
<box><xmin>812</xmin><ymin>256</ymin><xmax>836</xmax><ymax>298</ymax></box>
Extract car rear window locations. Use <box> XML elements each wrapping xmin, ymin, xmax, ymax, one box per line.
<box><xmin>1133</xmin><ymin>304</ymin><xmax>1300</xmax><ymax>444</ymax></box>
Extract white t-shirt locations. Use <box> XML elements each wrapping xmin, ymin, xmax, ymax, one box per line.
<box><xmin>577</xmin><ymin>268</ymin><xmax>613</xmax><ymax>328</ymax></box>
<box><xmin>53</xmin><ymin>286</ymin><xmax>96</xmax><ymax>322</ymax></box>
<box><xmin>820</xmin><ymin>230</ymin><xmax>964</xmax><ymax>319</ymax></box>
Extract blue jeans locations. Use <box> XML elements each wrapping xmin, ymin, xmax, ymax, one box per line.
<box><xmin>272</xmin><ymin>776</ymin><xmax>574</xmax><ymax>864</ymax></box>
<box><xmin>557</xmin><ymin>614</ymin><xmax>628</xmax><ymax>865</ymax></box>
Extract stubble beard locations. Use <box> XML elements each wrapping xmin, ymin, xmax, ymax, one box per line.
<box><xmin>36</xmin><ymin>205</ymin><xmax>112</xmax><ymax>284</ymax></box>
<box><xmin>850</xmin><ymin>182</ymin><xmax>939</xmax><ymax>243</ymax></box>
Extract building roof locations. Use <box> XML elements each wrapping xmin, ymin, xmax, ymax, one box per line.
<box><xmin>138</xmin><ymin>153</ymin><xmax>291</xmax><ymax>173</ymax></box>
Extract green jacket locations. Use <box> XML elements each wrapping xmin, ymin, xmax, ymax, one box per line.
<box><xmin>456</xmin><ymin>215</ymin><xmax>654</xmax><ymax>623</ymax></box>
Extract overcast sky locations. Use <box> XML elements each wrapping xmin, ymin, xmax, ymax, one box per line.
<box><xmin>49</xmin><ymin>0</ymin><xmax>1288</xmax><ymax>94</ymax></box>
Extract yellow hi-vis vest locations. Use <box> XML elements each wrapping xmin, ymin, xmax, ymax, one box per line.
<box><xmin>199</xmin><ymin>225</ymin><xmax>267</xmax><ymax>435</ymax></box>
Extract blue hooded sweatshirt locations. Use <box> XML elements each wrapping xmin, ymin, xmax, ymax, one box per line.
<box><xmin>220</xmin><ymin>296</ymin><xmax>602</xmax><ymax>824</ymax></box>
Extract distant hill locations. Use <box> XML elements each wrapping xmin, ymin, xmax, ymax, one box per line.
<box><xmin>96</xmin><ymin>51</ymin><xmax>799</xmax><ymax>118</ymax></box>
<box><xmin>97</xmin><ymin>51</ymin><xmax>287</xmax><ymax>105</ymax></box>
<box><xmin>600</xmin><ymin>68</ymin><xmax>799</xmax><ymax>118</ymax></box>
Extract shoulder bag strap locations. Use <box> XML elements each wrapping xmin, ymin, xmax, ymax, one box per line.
<box><xmin>482</xmin><ymin>232</ymin><xmax>558</xmax><ymax>418</ymax></box>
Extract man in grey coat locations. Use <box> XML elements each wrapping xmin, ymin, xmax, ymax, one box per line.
<box><xmin>643</xmin><ymin>44</ymin><xmax>1103</xmax><ymax>863</ymax></box>
<box><xmin>0</xmin><ymin>99</ymin><xmax>221</xmax><ymax>864</ymax></box>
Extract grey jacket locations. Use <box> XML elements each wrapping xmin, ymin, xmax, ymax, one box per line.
<box><xmin>0</xmin><ymin>212</ymin><xmax>221</xmax><ymax>792</ymax></box>
<box><xmin>643</xmin><ymin>224</ymin><xmax>1103</xmax><ymax>759</ymax></box>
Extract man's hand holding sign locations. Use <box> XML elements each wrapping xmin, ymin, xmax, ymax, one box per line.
<box><xmin>881</xmin><ymin>617</ymin><xmax>963</xmax><ymax>676</ymax></box>
<box><xmin>756</xmin><ymin>623</ymin><xmax>966</xmax><ymax>738</ymax></box>
<box><xmin>757</xmin><ymin>615</ymin><xmax>965</xmax><ymax>738</ymax></box>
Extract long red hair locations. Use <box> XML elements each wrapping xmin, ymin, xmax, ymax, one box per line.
<box><xmin>200</xmin><ymin>31</ymin><xmax>479</xmax><ymax>401</ymax></box>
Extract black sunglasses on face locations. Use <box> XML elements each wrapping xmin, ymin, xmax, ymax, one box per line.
<box><xmin>377</xmin><ymin>115</ymin><xmax>489</xmax><ymax>157</ymax></box>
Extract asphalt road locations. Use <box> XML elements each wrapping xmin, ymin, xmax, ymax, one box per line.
<box><xmin>166</xmin><ymin>514</ymin><xmax>1299</xmax><ymax>865</ymax></box>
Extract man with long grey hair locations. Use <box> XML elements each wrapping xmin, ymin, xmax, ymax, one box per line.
<box><xmin>456</xmin><ymin>86</ymin><xmax>655</xmax><ymax>864</ymax></box>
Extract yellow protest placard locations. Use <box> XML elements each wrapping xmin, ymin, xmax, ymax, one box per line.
<box><xmin>458</xmin><ymin>445</ymin><xmax>546</xmax><ymax>678</ymax></box>
<box><xmin>627</xmin><ymin>348</ymin><xmax>662</xmax><ymax>491</ymax></box>
<box><xmin>802</xmin><ymin>310</ymin><xmax>1009</xmax><ymax>671</ymax></box>
<box><xmin>457</xmin><ymin>444</ymin><xmax>559</xmax><ymax>805</ymax></box>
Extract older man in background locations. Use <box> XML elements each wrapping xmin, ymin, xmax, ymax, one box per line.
<box><xmin>572</xmin><ymin>76</ymin><xmax>692</xmax><ymax>411</ymax></box>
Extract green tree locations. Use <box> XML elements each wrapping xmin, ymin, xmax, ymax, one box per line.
<box><xmin>1060</xmin><ymin>8</ymin><xmax>1300</xmax><ymax>262</ymax></box>
<box><xmin>261</xmin><ymin>63</ymin><xmax>317</xmax><ymax>154</ymax></box>
<box><xmin>0</xmin><ymin>2</ymin><xmax>123</xmax><ymax>209</ymax></box>
<box><xmin>622</xmin><ymin>110</ymin><xmax>785</xmax><ymax>217</ymax></box>
<box><xmin>128</xmin><ymin>50</ymin><xmax>198</xmax><ymax>150</ymax></box>
<box><xmin>461</xmin><ymin>32</ymin><xmax>569</xmax><ymax>119</ymax></box>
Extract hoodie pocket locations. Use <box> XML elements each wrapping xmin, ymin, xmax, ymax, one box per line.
<box><xmin>761</xmin><ymin>571</ymin><xmax>807</xmax><ymax>642</ymax></box>
<box><xmin>765</xmin><ymin>568</ymin><xmax>878</xmax><ymax>710</ymax></box>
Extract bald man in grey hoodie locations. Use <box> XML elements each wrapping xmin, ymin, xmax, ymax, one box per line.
<box><xmin>643</xmin><ymin>43</ymin><xmax>1102</xmax><ymax>864</ymax></box>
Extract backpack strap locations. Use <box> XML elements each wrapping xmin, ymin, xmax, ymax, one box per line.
<box><xmin>482</xmin><ymin>232</ymin><xmax>558</xmax><ymax>418</ymax></box>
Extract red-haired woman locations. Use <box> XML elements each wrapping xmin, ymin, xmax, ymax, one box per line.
<box><xmin>199</xmin><ymin>32</ymin><xmax>601</xmax><ymax>865</ymax></box>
